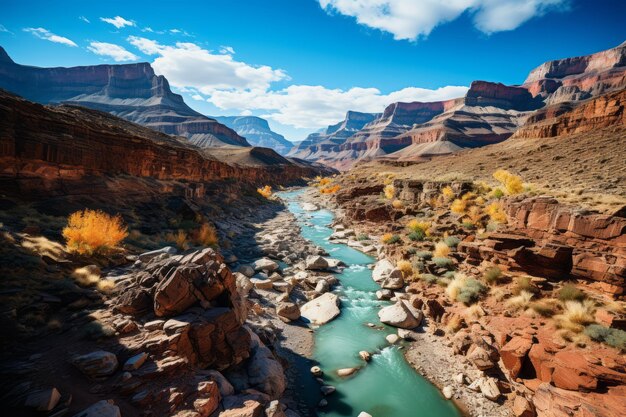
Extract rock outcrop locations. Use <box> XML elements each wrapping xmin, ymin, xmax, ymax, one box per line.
<box><xmin>0</xmin><ymin>47</ymin><xmax>248</xmax><ymax>147</ymax></box>
<box><xmin>215</xmin><ymin>116</ymin><xmax>293</xmax><ymax>155</ymax></box>
<box><xmin>0</xmin><ymin>90</ymin><xmax>332</xmax><ymax>199</ymax></box>
<box><xmin>460</xmin><ymin>196</ymin><xmax>626</xmax><ymax>295</ymax></box>
<box><xmin>523</xmin><ymin>41</ymin><xmax>626</xmax><ymax>104</ymax></box>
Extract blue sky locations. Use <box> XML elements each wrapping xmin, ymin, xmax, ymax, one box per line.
<box><xmin>1</xmin><ymin>0</ymin><xmax>625</xmax><ymax>140</ymax></box>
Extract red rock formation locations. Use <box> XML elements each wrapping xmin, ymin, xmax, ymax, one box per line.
<box><xmin>0</xmin><ymin>90</ymin><xmax>330</xmax><ymax>199</ymax></box>
<box><xmin>523</xmin><ymin>41</ymin><xmax>626</xmax><ymax>104</ymax></box>
<box><xmin>513</xmin><ymin>89</ymin><xmax>626</xmax><ymax>139</ymax></box>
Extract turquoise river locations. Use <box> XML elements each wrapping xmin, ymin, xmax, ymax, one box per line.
<box><xmin>280</xmin><ymin>189</ymin><xmax>460</xmax><ymax>417</ymax></box>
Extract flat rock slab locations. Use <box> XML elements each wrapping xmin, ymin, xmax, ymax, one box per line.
<box><xmin>300</xmin><ymin>293</ymin><xmax>341</xmax><ymax>325</ymax></box>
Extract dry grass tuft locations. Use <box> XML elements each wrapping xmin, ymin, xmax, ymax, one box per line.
<box><xmin>433</xmin><ymin>241</ymin><xmax>451</xmax><ymax>258</ymax></box>
<box><xmin>506</xmin><ymin>290</ymin><xmax>534</xmax><ymax>310</ymax></box>
<box><xmin>384</xmin><ymin>184</ymin><xmax>396</xmax><ymax>200</ymax></box>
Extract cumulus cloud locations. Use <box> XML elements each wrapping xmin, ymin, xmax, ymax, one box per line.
<box><xmin>87</xmin><ymin>41</ymin><xmax>139</xmax><ymax>61</ymax></box>
<box><xmin>127</xmin><ymin>37</ymin><xmax>287</xmax><ymax>92</ymax></box>
<box><xmin>100</xmin><ymin>16</ymin><xmax>135</xmax><ymax>29</ymax></box>
<box><xmin>319</xmin><ymin>0</ymin><xmax>567</xmax><ymax>40</ymax></box>
<box><xmin>219</xmin><ymin>46</ymin><xmax>235</xmax><ymax>55</ymax></box>
<box><xmin>23</xmin><ymin>27</ymin><xmax>77</xmax><ymax>47</ymax></box>
<box><xmin>209</xmin><ymin>84</ymin><xmax>468</xmax><ymax>129</ymax></box>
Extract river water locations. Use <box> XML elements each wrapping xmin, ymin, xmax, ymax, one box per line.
<box><xmin>280</xmin><ymin>189</ymin><xmax>460</xmax><ymax>417</ymax></box>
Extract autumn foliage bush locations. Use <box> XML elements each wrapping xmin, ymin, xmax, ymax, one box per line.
<box><xmin>257</xmin><ymin>185</ymin><xmax>272</xmax><ymax>198</ymax></box>
<box><xmin>493</xmin><ymin>169</ymin><xmax>524</xmax><ymax>195</ymax></box>
<box><xmin>63</xmin><ymin>209</ymin><xmax>128</xmax><ymax>255</ymax></box>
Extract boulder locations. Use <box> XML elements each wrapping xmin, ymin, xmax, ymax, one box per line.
<box><xmin>219</xmin><ymin>395</ymin><xmax>264</xmax><ymax>417</ymax></box>
<box><xmin>479</xmin><ymin>377</ymin><xmax>501</xmax><ymax>401</ymax></box>
<box><xmin>265</xmin><ymin>400</ymin><xmax>286</xmax><ymax>417</ymax></box>
<box><xmin>378</xmin><ymin>302</ymin><xmax>422</xmax><ymax>329</ymax></box>
<box><xmin>467</xmin><ymin>346</ymin><xmax>496</xmax><ymax>371</ymax></box>
<box><xmin>381</xmin><ymin>275</ymin><xmax>404</xmax><ymax>290</ymax></box>
<box><xmin>315</xmin><ymin>279</ymin><xmax>330</xmax><ymax>294</ymax></box>
<box><xmin>310</xmin><ymin>366</ymin><xmax>322</xmax><ymax>376</ymax></box>
<box><xmin>376</xmin><ymin>289</ymin><xmax>393</xmax><ymax>300</ymax></box>
<box><xmin>337</xmin><ymin>367</ymin><xmax>359</xmax><ymax>377</ymax></box>
<box><xmin>442</xmin><ymin>385</ymin><xmax>454</xmax><ymax>400</ymax></box>
<box><xmin>250</xmin><ymin>277</ymin><xmax>273</xmax><ymax>290</ymax></box>
<box><xmin>372</xmin><ymin>259</ymin><xmax>394</xmax><ymax>282</ymax></box>
<box><xmin>301</xmin><ymin>203</ymin><xmax>319</xmax><ymax>211</ymax></box>
<box><xmin>25</xmin><ymin>388</ymin><xmax>61</xmax><ymax>411</ymax></box>
<box><xmin>70</xmin><ymin>400</ymin><xmax>121</xmax><ymax>417</ymax></box>
<box><xmin>357</xmin><ymin>413</ymin><xmax>373</xmax><ymax>417</ymax></box>
<box><xmin>238</xmin><ymin>265</ymin><xmax>255</xmax><ymax>278</ymax></box>
<box><xmin>320</xmin><ymin>385</ymin><xmax>336</xmax><ymax>396</ymax></box>
<box><xmin>386</xmin><ymin>334</ymin><xmax>400</xmax><ymax>344</ymax></box>
<box><xmin>123</xmin><ymin>352</ymin><xmax>148</xmax><ymax>371</ymax></box>
<box><xmin>73</xmin><ymin>351</ymin><xmax>118</xmax><ymax>378</ymax></box>
<box><xmin>301</xmin><ymin>293</ymin><xmax>341</xmax><ymax>325</ymax></box>
<box><xmin>234</xmin><ymin>272</ymin><xmax>253</xmax><ymax>296</ymax></box>
<box><xmin>194</xmin><ymin>381</ymin><xmax>221</xmax><ymax>417</ymax></box>
<box><xmin>276</xmin><ymin>302</ymin><xmax>301</xmax><ymax>321</ymax></box>
<box><xmin>501</xmin><ymin>336</ymin><xmax>533</xmax><ymax>378</ymax></box>
<box><xmin>512</xmin><ymin>396</ymin><xmax>535</xmax><ymax>417</ymax></box>
<box><xmin>359</xmin><ymin>351</ymin><xmax>371</xmax><ymax>362</ymax></box>
<box><xmin>252</xmin><ymin>258</ymin><xmax>279</xmax><ymax>273</ymax></box>
<box><xmin>305</xmin><ymin>256</ymin><xmax>329</xmax><ymax>271</ymax></box>
<box><xmin>203</xmin><ymin>370</ymin><xmax>235</xmax><ymax>397</ymax></box>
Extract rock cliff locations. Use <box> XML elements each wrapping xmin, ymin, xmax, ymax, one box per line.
<box><xmin>0</xmin><ymin>46</ymin><xmax>249</xmax><ymax>148</ymax></box>
<box><xmin>214</xmin><ymin>116</ymin><xmax>293</xmax><ymax>155</ymax></box>
<box><xmin>523</xmin><ymin>41</ymin><xmax>626</xmax><ymax>104</ymax></box>
<box><xmin>0</xmin><ymin>90</ymin><xmax>332</xmax><ymax>199</ymax></box>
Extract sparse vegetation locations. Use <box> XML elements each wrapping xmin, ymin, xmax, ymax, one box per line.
<box><xmin>167</xmin><ymin>230</ymin><xmax>189</xmax><ymax>250</ymax></box>
<box><xmin>357</xmin><ymin>233</ymin><xmax>370</xmax><ymax>241</ymax></box>
<box><xmin>441</xmin><ymin>186</ymin><xmax>455</xmax><ymax>201</ymax></box>
<box><xmin>558</xmin><ymin>283</ymin><xmax>586</xmax><ymax>302</ymax></box>
<box><xmin>485</xmin><ymin>201</ymin><xmax>507</xmax><ymax>223</ymax></box>
<box><xmin>257</xmin><ymin>185</ymin><xmax>273</xmax><ymax>198</ymax></box>
<box><xmin>555</xmin><ymin>300</ymin><xmax>596</xmax><ymax>333</ymax></box>
<box><xmin>414</xmin><ymin>251</ymin><xmax>433</xmax><ymax>260</ymax></box>
<box><xmin>507</xmin><ymin>290</ymin><xmax>534</xmax><ymax>310</ymax></box>
<box><xmin>432</xmin><ymin>256</ymin><xmax>454</xmax><ymax>269</ymax></box>
<box><xmin>444</xmin><ymin>236</ymin><xmax>461</xmax><ymax>248</ymax></box>
<box><xmin>584</xmin><ymin>324</ymin><xmax>626</xmax><ymax>350</ymax></box>
<box><xmin>420</xmin><ymin>273</ymin><xmax>438</xmax><ymax>284</ymax></box>
<box><xmin>513</xmin><ymin>276</ymin><xmax>540</xmax><ymax>295</ymax></box>
<box><xmin>384</xmin><ymin>184</ymin><xmax>395</xmax><ymax>200</ymax></box>
<box><xmin>493</xmin><ymin>169</ymin><xmax>524</xmax><ymax>195</ymax></box>
<box><xmin>381</xmin><ymin>233</ymin><xmax>401</xmax><ymax>244</ymax></box>
<box><xmin>483</xmin><ymin>266</ymin><xmax>503</xmax><ymax>284</ymax></box>
<box><xmin>397</xmin><ymin>260</ymin><xmax>413</xmax><ymax>277</ymax></box>
<box><xmin>392</xmin><ymin>199</ymin><xmax>404</xmax><ymax>209</ymax></box>
<box><xmin>433</xmin><ymin>241</ymin><xmax>451</xmax><ymax>258</ymax></box>
<box><xmin>450</xmin><ymin>198</ymin><xmax>467</xmax><ymax>214</ymax></box>
<box><xmin>63</xmin><ymin>209</ymin><xmax>128</xmax><ymax>255</ymax></box>
<box><xmin>192</xmin><ymin>223</ymin><xmax>219</xmax><ymax>247</ymax></box>
<box><xmin>446</xmin><ymin>274</ymin><xmax>487</xmax><ymax>305</ymax></box>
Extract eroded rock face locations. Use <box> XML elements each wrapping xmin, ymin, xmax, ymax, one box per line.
<box><xmin>115</xmin><ymin>248</ymin><xmax>251</xmax><ymax>369</ymax></box>
<box><xmin>459</xmin><ymin>196</ymin><xmax>626</xmax><ymax>295</ymax></box>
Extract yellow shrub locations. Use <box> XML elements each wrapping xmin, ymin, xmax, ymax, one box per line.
<box><xmin>406</xmin><ymin>219</ymin><xmax>431</xmax><ymax>235</ymax></box>
<box><xmin>384</xmin><ymin>184</ymin><xmax>395</xmax><ymax>200</ymax></box>
<box><xmin>493</xmin><ymin>169</ymin><xmax>524</xmax><ymax>195</ymax></box>
<box><xmin>193</xmin><ymin>223</ymin><xmax>218</xmax><ymax>247</ymax></box>
<box><xmin>461</xmin><ymin>192</ymin><xmax>477</xmax><ymax>201</ymax></box>
<box><xmin>318</xmin><ymin>178</ymin><xmax>332</xmax><ymax>187</ymax></box>
<box><xmin>381</xmin><ymin>233</ymin><xmax>400</xmax><ymax>244</ymax></box>
<box><xmin>434</xmin><ymin>241</ymin><xmax>451</xmax><ymax>258</ymax></box>
<box><xmin>441</xmin><ymin>186</ymin><xmax>455</xmax><ymax>201</ymax></box>
<box><xmin>320</xmin><ymin>184</ymin><xmax>341</xmax><ymax>194</ymax></box>
<box><xmin>392</xmin><ymin>199</ymin><xmax>404</xmax><ymax>209</ymax></box>
<box><xmin>62</xmin><ymin>209</ymin><xmax>128</xmax><ymax>255</ymax></box>
<box><xmin>450</xmin><ymin>199</ymin><xmax>467</xmax><ymax>214</ymax></box>
<box><xmin>397</xmin><ymin>260</ymin><xmax>413</xmax><ymax>277</ymax></box>
<box><xmin>466</xmin><ymin>206</ymin><xmax>483</xmax><ymax>224</ymax></box>
<box><xmin>485</xmin><ymin>201</ymin><xmax>507</xmax><ymax>223</ymax></box>
<box><xmin>257</xmin><ymin>185</ymin><xmax>272</xmax><ymax>198</ymax></box>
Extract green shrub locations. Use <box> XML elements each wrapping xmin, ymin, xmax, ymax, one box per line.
<box><xmin>558</xmin><ymin>284</ymin><xmax>586</xmax><ymax>302</ymax></box>
<box><xmin>432</xmin><ymin>257</ymin><xmax>454</xmax><ymax>269</ymax></box>
<box><xmin>415</xmin><ymin>251</ymin><xmax>433</xmax><ymax>260</ymax></box>
<box><xmin>382</xmin><ymin>234</ymin><xmax>401</xmax><ymax>244</ymax></box>
<box><xmin>412</xmin><ymin>259</ymin><xmax>425</xmax><ymax>273</ymax></box>
<box><xmin>492</xmin><ymin>188</ymin><xmax>505</xmax><ymax>199</ymax></box>
<box><xmin>443</xmin><ymin>270</ymin><xmax>456</xmax><ymax>279</ymax></box>
<box><xmin>408</xmin><ymin>230</ymin><xmax>426</xmax><ymax>241</ymax></box>
<box><xmin>584</xmin><ymin>324</ymin><xmax>626</xmax><ymax>350</ymax></box>
<box><xmin>421</xmin><ymin>274</ymin><xmax>438</xmax><ymax>284</ymax></box>
<box><xmin>462</xmin><ymin>221</ymin><xmax>475</xmax><ymax>229</ymax></box>
<box><xmin>457</xmin><ymin>278</ymin><xmax>487</xmax><ymax>305</ymax></box>
<box><xmin>444</xmin><ymin>236</ymin><xmax>461</xmax><ymax>248</ymax></box>
<box><xmin>484</xmin><ymin>267</ymin><xmax>503</xmax><ymax>284</ymax></box>
<box><xmin>357</xmin><ymin>233</ymin><xmax>370</xmax><ymax>241</ymax></box>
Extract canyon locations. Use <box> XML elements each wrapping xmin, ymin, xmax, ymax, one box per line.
<box><xmin>0</xmin><ymin>35</ymin><xmax>624</xmax><ymax>417</ymax></box>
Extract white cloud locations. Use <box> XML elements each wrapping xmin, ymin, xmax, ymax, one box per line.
<box><xmin>170</xmin><ymin>29</ymin><xmax>181</xmax><ymax>34</ymax></box>
<box><xmin>79</xmin><ymin>16</ymin><xmax>90</xmax><ymax>23</ymax></box>
<box><xmin>0</xmin><ymin>24</ymin><xmax>13</xmax><ymax>34</ymax></box>
<box><xmin>191</xmin><ymin>94</ymin><xmax>204</xmax><ymax>101</ymax></box>
<box><xmin>219</xmin><ymin>45</ymin><xmax>235</xmax><ymax>55</ymax></box>
<box><xmin>23</xmin><ymin>27</ymin><xmax>77</xmax><ymax>47</ymax></box>
<box><xmin>127</xmin><ymin>37</ymin><xmax>287</xmax><ymax>92</ymax></box>
<box><xmin>319</xmin><ymin>0</ymin><xmax>567</xmax><ymax>40</ymax></box>
<box><xmin>100</xmin><ymin>16</ymin><xmax>135</xmax><ymax>29</ymax></box>
<box><xmin>87</xmin><ymin>42</ymin><xmax>139</xmax><ymax>62</ymax></box>
<box><xmin>208</xmin><ymin>84</ymin><xmax>468</xmax><ymax>129</ymax></box>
